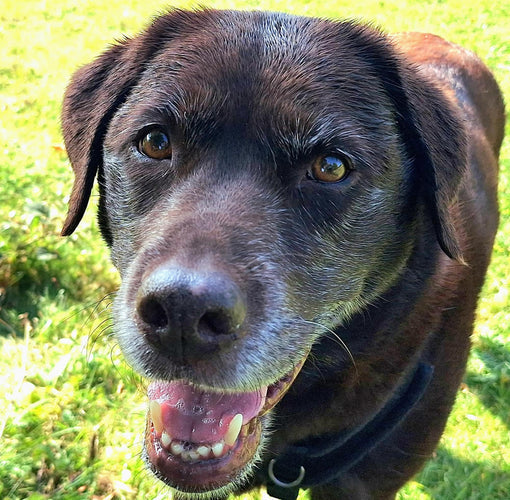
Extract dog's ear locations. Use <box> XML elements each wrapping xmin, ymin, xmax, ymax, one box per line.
<box><xmin>384</xmin><ymin>45</ymin><xmax>467</xmax><ymax>262</ymax></box>
<box><xmin>393</xmin><ymin>64</ymin><xmax>467</xmax><ymax>262</ymax></box>
<box><xmin>348</xmin><ymin>27</ymin><xmax>467</xmax><ymax>261</ymax></box>
<box><xmin>61</xmin><ymin>42</ymin><xmax>133</xmax><ymax>237</ymax></box>
<box><xmin>61</xmin><ymin>12</ymin><xmax>194</xmax><ymax>236</ymax></box>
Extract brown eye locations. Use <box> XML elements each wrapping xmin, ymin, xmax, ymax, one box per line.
<box><xmin>138</xmin><ymin>129</ymin><xmax>172</xmax><ymax>160</ymax></box>
<box><xmin>309</xmin><ymin>155</ymin><xmax>351</xmax><ymax>183</ymax></box>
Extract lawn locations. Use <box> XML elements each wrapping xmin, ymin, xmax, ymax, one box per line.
<box><xmin>0</xmin><ymin>0</ymin><xmax>508</xmax><ymax>499</ymax></box>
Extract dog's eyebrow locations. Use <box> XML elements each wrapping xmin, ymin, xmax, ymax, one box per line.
<box><xmin>257</xmin><ymin>108</ymin><xmax>387</xmax><ymax>168</ymax></box>
<box><xmin>131</xmin><ymin>98</ymin><xmax>391</xmax><ymax>177</ymax></box>
<box><xmin>122</xmin><ymin>83</ymin><xmax>228</xmax><ymax>147</ymax></box>
<box><xmin>129</xmin><ymin>60</ymin><xmax>396</xmax><ymax>171</ymax></box>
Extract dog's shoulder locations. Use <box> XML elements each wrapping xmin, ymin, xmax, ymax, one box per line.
<box><xmin>392</xmin><ymin>32</ymin><xmax>505</xmax><ymax>153</ymax></box>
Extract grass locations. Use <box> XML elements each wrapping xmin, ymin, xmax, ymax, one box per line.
<box><xmin>0</xmin><ymin>0</ymin><xmax>508</xmax><ymax>498</ymax></box>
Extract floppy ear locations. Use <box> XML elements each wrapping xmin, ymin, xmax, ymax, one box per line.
<box><xmin>61</xmin><ymin>13</ymin><xmax>191</xmax><ymax>236</ymax></box>
<box><xmin>61</xmin><ymin>42</ymin><xmax>133</xmax><ymax>237</ymax></box>
<box><xmin>347</xmin><ymin>26</ymin><xmax>467</xmax><ymax>261</ymax></box>
<box><xmin>392</xmin><ymin>64</ymin><xmax>467</xmax><ymax>262</ymax></box>
<box><xmin>384</xmin><ymin>50</ymin><xmax>467</xmax><ymax>262</ymax></box>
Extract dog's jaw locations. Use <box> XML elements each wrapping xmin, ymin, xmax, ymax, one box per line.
<box><xmin>144</xmin><ymin>411</ymin><xmax>266</xmax><ymax>499</ymax></box>
<box><xmin>146</xmin><ymin>414</ymin><xmax>269</xmax><ymax>500</ymax></box>
<box><xmin>142</xmin><ymin>359</ymin><xmax>307</xmax><ymax>496</ymax></box>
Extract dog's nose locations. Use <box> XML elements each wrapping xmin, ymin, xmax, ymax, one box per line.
<box><xmin>135</xmin><ymin>265</ymin><xmax>247</xmax><ymax>360</ymax></box>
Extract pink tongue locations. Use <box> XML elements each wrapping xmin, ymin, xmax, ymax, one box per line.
<box><xmin>148</xmin><ymin>381</ymin><xmax>267</xmax><ymax>444</ymax></box>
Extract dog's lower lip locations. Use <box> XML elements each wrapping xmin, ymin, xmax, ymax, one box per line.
<box><xmin>143</xmin><ymin>356</ymin><xmax>308</xmax><ymax>492</ymax></box>
<box><xmin>145</xmin><ymin>415</ymin><xmax>263</xmax><ymax>492</ymax></box>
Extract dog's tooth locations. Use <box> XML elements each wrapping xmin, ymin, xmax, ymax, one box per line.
<box><xmin>212</xmin><ymin>442</ymin><xmax>224</xmax><ymax>457</ymax></box>
<box><xmin>188</xmin><ymin>450</ymin><xmax>200</xmax><ymax>461</ymax></box>
<box><xmin>197</xmin><ymin>445</ymin><xmax>211</xmax><ymax>457</ymax></box>
<box><xmin>224</xmin><ymin>413</ymin><xmax>243</xmax><ymax>446</ymax></box>
<box><xmin>149</xmin><ymin>401</ymin><xmax>163</xmax><ymax>434</ymax></box>
<box><xmin>161</xmin><ymin>431</ymin><xmax>172</xmax><ymax>448</ymax></box>
<box><xmin>170</xmin><ymin>442</ymin><xmax>184</xmax><ymax>456</ymax></box>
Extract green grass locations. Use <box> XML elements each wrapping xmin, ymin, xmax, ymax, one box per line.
<box><xmin>0</xmin><ymin>0</ymin><xmax>508</xmax><ymax>498</ymax></box>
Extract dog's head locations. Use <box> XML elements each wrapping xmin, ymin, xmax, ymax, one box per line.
<box><xmin>61</xmin><ymin>9</ymin><xmax>466</xmax><ymax>498</ymax></box>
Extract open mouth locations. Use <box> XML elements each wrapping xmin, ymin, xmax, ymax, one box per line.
<box><xmin>144</xmin><ymin>357</ymin><xmax>307</xmax><ymax>493</ymax></box>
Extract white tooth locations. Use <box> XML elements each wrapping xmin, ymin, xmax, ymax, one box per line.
<box><xmin>149</xmin><ymin>401</ymin><xmax>163</xmax><ymax>434</ymax></box>
<box><xmin>171</xmin><ymin>442</ymin><xmax>184</xmax><ymax>456</ymax></box>
<box><xmin>181</xmin><ymin>451</ymin><xmax>193</xmax><ymax>462</ymax></box>
<box><xmin>212</xmin><ymin>442</ymin><xmax>224</xmax><ymax>457</ymax></box>
<box><xmin>188</xmin><ymin>450</ymin><xmax>200</xmax><ymax>461</ymax></box>
<box><xmin>161</xmin><ymin>431</ymin><xmax>172</xmax><ymax>447</ymax></box>
<box><xmin>224</xmin><ymin>413</ymin><xmax>243</xmax><ymax>446</ymax></box>
<box><xmin>197</xmin><ymin>445</ymin><xmax>211</xmax><ymax>457</ymax></box>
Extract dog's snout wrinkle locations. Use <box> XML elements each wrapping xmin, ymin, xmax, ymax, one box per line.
<box><xmin>136</xmin><ymin>264</ymin><xmax>247</xmax><ymax>361</ymax></box>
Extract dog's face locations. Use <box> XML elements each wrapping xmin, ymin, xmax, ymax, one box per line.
<box><xmin>61</xmin><ymin>10</ymin><xmax>465</xmax><ymax>498</ymax></box>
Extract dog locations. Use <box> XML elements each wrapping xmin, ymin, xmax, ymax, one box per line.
<box><xmin>60</xmin><ymin>9</ymin><xmax>505</xmax><ymax>500</ymax></box>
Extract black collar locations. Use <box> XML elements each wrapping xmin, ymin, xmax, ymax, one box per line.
<box><xmin>262</xmin><ymin>362</ymin><xmax>434</xmax><ymax>500</ymax></box>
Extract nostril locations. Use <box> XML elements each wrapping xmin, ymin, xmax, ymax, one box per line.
<box><xmin>198</xmin><ymin>309</ymin><xmax>236</xmax><ymax>338</ymax></box>
<box><xmin>135</xmin><ymin>265</ymin><xmax>247</xmax><ymax>359</ymax></box>
<box><xmin>138</xmin><ymin>296</ymin><xmax>169</xmax><ymax>329</ymax></box>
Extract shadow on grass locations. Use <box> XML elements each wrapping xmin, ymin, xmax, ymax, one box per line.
<box><xmin>465</xmin><ymin>335</ymin><xmax>510</xmax><ymax>430</ymax></box>
<box><xmin>415</xmin><ymin>447</ymin><xmax>510</xmax><ymax>499</ymax></box>
<box><xmin>0</xmin><ymin>286</ymin><xmax>60</xmax><ymax>336</ymax></box>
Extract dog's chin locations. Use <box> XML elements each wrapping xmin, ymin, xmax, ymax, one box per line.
<box><xmin>144</xmin><ymin>412</ymin><xmax>268</xmax><ymax>500</ymax></box>
<box><xmin>142</xmin><ymin>358</ymin><xmax>307</xmax><ymax>497</ymax></box>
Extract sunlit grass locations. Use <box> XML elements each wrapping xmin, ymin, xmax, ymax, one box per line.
<box><xmin>1</xmin><ymin>0</ymin><xmax>508</xmax><ymax>498</ymax></box>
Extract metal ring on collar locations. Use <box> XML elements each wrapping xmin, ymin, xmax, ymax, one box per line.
<box><xmin>268</xmin><ymin>459</ymin><xmax>306</xmax><ymax>488</ymax></box>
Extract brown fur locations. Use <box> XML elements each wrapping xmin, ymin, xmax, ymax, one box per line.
<box><xmin>61</xmin><ymin>10</ymin><xmax>504</xmax><ymax>499</ymax></box>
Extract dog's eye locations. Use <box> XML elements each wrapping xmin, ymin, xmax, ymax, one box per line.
<box><xmin>138</xmin><ymin>129</ymin><xmax>172</xmax><ymax>160</ymax></box>
<box><xmin>308</xmin><ymin>155</ymin><xmax>351</xmax><ymax>183</ymax></box>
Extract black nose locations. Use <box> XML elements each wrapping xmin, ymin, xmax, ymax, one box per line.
<box><xmin>135</xmin><ymin>265</ymin><xmax>247</xmax><ymax>361</ymax></box>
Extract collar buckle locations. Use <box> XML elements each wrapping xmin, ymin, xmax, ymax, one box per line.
<box><xmin>267</xmin><ymin>458</ymin><xmax>305</xmax><ymax>499</ymax></box>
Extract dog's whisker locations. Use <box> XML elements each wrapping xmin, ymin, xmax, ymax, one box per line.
<box><xmin>57</xmin><ymin>293</ymin><xmax>113</xmax><ymax>329</ymax></box>
<box><xmin>86</xmin><ymin>318</ymin><xmax>114</xmax><ymax>352</ymax></box>
<box><xmin>298</xmin><ymin>318</ymin><xmax>357</xmax><ymax>370</ymax></box>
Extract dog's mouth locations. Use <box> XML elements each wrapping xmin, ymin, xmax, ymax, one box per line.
<box><xmin>144</xmin><ymin>357</ymin><xmax>307</xmax><ymax>494</ymax></box>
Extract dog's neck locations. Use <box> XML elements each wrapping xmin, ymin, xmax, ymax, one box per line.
<box><xmin>261</xmin><ymin>361</ymin><xmax>434</xmax><ymax>499</ymax></box>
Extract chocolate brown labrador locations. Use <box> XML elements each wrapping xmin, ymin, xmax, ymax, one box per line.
<box><xmin>60</xmin><ymin>9</ymin><xmax>505</xmax><ymax>500</ymax></box>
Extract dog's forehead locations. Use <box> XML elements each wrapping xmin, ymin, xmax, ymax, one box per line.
<box><xmin>157</xmin><ymin>11</ymin><xmax>324</xmax><ymax>67</ymax></box>
<box><xmin>123</xmin><ymin>12</ymin><xmax>392</xmax><ymax>151</ymax></box>
<box><xmin>138</xmin><ymin>12</ymin><xmax>382</xmax><ymax>105</ymax></box>
<box><xmin>143</xmin><ymin>13</ymin><xmax>334</xmax><ymax>96</ymax></box>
